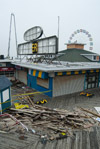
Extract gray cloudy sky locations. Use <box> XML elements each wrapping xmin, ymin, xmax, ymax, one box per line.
<box><xmin>0</xmin><ymin>0</ymin><xmax>100</xmax><ymax>57</ymax></box>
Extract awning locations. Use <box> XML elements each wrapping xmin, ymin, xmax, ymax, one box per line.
<box><xmin>30</xmin><ymin>69</ymin><xmax>48</xmax><ymax>79</ymax></box>
<box><xmin>55</xmin><ymin>69</ymin><xmax>100</xmax><ymax>76</ymax></box>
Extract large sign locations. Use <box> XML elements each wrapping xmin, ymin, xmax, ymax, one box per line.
<box><xmin>0</xmin><ymin>67</ymin><xmax>14</xmax><ymax>71</ymax></box>
<box><xmin>18</xmin><ymin>36</ymin><xmax>58</xmax><ymax>55</ymax></box>
<box><xmin>24</xmin><ymin>26</ymin><xmax>43</xmax><ymax>41</ymax></box>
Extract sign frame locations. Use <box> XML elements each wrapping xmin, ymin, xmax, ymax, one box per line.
<box><xmin>18</xmin><ymin>36</ymin><xmax>58</xmax><ymax>55</ymax></box>
<box><xmin>24</xmin><ymin>26</ymin><xmax>43</xmax><ymax>41</ymax></box>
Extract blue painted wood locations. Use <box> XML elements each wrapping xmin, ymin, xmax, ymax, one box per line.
<box><xmin>98</xmin><ymin>72</ymin><xmax>100</xmax><ymax>87</ymax></box>
<box><xmin>27</xmin><ymin>74</ymin><xmax>53</xmax><ymax>97</ymax></box>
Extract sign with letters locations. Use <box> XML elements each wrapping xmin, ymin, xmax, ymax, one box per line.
<box><xmin>18</xmin><ymin>36</ymin><xmax>58</xmax><ymax>55</ymax></box>
<box><xmin>32</xmin><ymin>42</ymin><xmax>38</xmax><ymax>53</ymax></box>
<box><xmin>18</xmin><ymin>26</ymin><xmax>58</xmax><ymax>55</ymax></box>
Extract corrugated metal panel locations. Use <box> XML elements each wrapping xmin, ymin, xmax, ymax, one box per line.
<box><xmin>53</xmin><ymin>75</ymin><xmax>85</xmax><ymax>97</ymax></box>
<box><xmin>16</xmin><ymin>70</ymin><xmax>27</xmax><ymax>85</ymax></box>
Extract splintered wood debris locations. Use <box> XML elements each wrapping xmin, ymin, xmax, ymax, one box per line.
<box><xmin>0</xmin><ymin>104</ymin><xmax>100</xmax><ymax>140</ymax></box>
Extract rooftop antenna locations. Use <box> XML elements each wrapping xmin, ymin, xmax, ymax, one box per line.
<box><xmin>58</xmin><ymin>16</ymin><xmax>60</xmax><ymax>52</ymax></box>
<box><xmin>8</xmin><ymin>13</ymin><xmax>18</xmax><ymax>58</ymax></box>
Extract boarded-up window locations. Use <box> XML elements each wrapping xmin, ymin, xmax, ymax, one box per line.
<box><xmin>16</xmin><ymin>70</ymin><xmax>27</xmax><ymax>85</ymax></box>
<box><xmin>53</xmin><ymin>75</ymin><xmax>84</xmax><ymax>97</ymax></box>
<box><xmin>37</xmin><ymin>78</ymin><xmax>49</xmax><ymax>89</ymax></box>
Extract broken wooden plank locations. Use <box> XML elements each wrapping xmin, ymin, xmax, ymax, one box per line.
<box><xmin>80</xmin><ymin>107</ymin><xmax>100</xmax><ymax>118</ymax></box>
<box><xmin>47</xmin><ymin>126</ymin><xmax>67</xmax><ymax>133</ymax></box>
<box><xmin>27</xmin><ymin>96</ymin><xmax>34</xmax><ymax>107</ymax></box>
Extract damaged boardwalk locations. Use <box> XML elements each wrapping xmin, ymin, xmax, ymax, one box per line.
<box><xmin>44</xmin><ymin>88</ymin><xmax>100</xmax><ymax>111</ymax></box>
<box><xmin>0</xmin><ymin>127</ymin><xmax>100</xmax><ymax>149</ymax></box>
<box><xmin>1</xmin><ymin>83</ymin><xmax>100</xmax><ymax>149</ymax></box>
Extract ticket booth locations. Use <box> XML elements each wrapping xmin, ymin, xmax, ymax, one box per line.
<box><xmin>0</xmin><ymin>76</ymin><xmax>12</xmax><ymax>114</ymax></box>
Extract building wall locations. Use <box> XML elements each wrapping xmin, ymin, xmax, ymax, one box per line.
<box><xmin>83</xmin><ymin>55</ymin><xmax>100</xmax><ymax>62</ymax></box>
<box><xmin>53</xmin><ymin>74</ymin><xmax>85</xmax><ymax>97</ymax></box>
<box><xmin>27</xmin><ymin>74</ymin><xmax>53</xmax><ymax>97</ymax></box>
<box><xmin>28</xmin><ymin>71</ymin><xmax>100</xmax><ymax>97</ymax></box>
<box><xmin>16</xmin><ymin>70</ymin><xmax>27</xmax><ymax>85</ymax></box>
<box><xmin>14</xmin><ymin>67</ymin><xmax>100</xmax><ymax>97</ymax></box>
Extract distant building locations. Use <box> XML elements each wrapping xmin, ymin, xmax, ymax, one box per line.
<box><xmin>56</xmin><ymin>43</ymin><xmax>100</xmax><ymax>62</ymax></box>
<box><xmin>0</xmin><ymin>58</ymin><xmax>15</xmax><ymax>80</ymax></box>
<box><xmin>2</xmin><ymin>43</ymin><xmax>100</xmax><ymax>98</ymax></box>
<box><xmin>0</xmin><ymin>76</ymin><xmax>12</xmax><ymax>114</ymax></box>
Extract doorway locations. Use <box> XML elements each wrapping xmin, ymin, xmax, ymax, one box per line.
<box><xmin>86</xmin><ymin>72</ymin><xmax>99</xmax><ymax>89</ymax></box>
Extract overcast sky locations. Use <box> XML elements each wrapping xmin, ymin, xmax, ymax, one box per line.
<box><xmin>0</xmin><ymin>0</ymin><xmax>100</xmax><ymax>58</ymax></box>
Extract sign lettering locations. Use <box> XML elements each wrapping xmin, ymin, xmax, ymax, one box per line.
<box><xmin>32</xmin><ymin>43</ymin><xmax>38</xmax><ymax>53</ymax></box>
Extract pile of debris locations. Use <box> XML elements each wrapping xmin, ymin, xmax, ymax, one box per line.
<box><xmin>11</xmin><ymin>80</ymin><xmax>26</xmax><ymax>88</ymax></box>
<box><xmin>11</xmin><ymin>80</ymin><xmax>48</xmax><ymax>104</ymax></box>
<box><xmin>0</xmin><ymin>104</ymin><xmax>100</xmax><ymax>140</ymax></box>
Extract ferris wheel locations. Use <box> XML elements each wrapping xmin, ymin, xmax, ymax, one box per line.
<box><xmin>68</xmin><ymin>29</ymin><xmax>93</xmax><ymax>50</ymax></box>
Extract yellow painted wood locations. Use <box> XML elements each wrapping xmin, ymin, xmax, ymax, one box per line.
<box><xmin>74</xmin><ymin>71</ymin><xmax>79</xmax><ymax>75</ymax></box>
<box><xmin>96</xmin><ymin>69</ymin><xmax>99</xmax><ymax>72</ymax></box>
<box><xmin>66</xmin><ymin>71</ymin><xmax>71</xmax><ymax>75</ymax></box>
<box><xmin>82</xmin><ymin>70</ymin><xmax>86</xmax><ymax>74</ymax></box>
<box><xmin>33</xmin><ymin>70</ymin><xmax>36</xmax><ymax>76</ymax></box>
<box><xmin>38</xmin><ymin>71</ymin><xmax>42</xmax><ymax>78</ymax></box>
<box><xmin>57</xmin><ymin>72</ymin><xmax>63</xmax><ymax>76</ymax></box>
<box><xmin>90</xmin><ymin>70</ymin><xmax>94</xmax><ymax>73</ymax></box>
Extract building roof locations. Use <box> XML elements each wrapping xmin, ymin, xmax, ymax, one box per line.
<box><xmin>0</xmin><ymin>76</ymin><xmax>12</xmax><ymax>91</ymax></box>
<box><xmin>56</xmin><ymin>48</ymin><xmax>97</xmax><ymax>62</ymax></box>
<box><xmin>12</xmin><ymin>60</ymin><xmax>100</xmax><ymax>73</ymax></box>
<box><xmin>66</xmin><ymin>43</ymin><xmax>86</xmax><ymax>45</ymax></box>
<box><xmin>0</xmin><ymin>59</ymin><xmax>13</xmax><ymax>63</ymax></box>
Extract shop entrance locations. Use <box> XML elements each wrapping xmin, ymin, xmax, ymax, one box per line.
<box><xmin>86</xmin><ymin>72</ymin><xmax>99</xmax><ymax>89</ymax></box>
